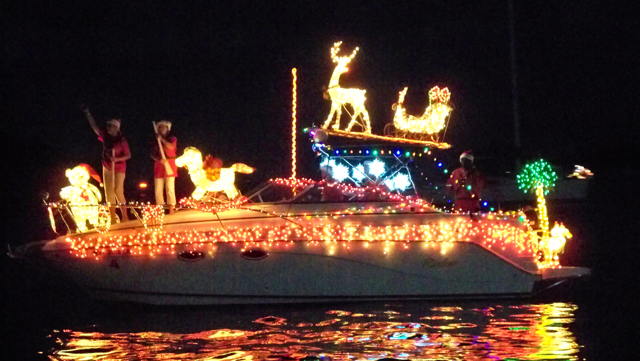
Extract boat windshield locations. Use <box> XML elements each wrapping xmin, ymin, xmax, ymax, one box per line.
<box><xmin>246</xmin><ymin>182</ymin><xmax>403</xmax><ymax>204</ymax></box>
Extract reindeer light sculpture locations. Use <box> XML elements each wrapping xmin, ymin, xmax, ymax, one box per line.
<box><xmin>388</xmin><ymin>86</ymin><xmax>452</xmax><ymax>141</ymax></box>
<box><xmin>322</xmin><ymin>42</ymin><xmax>372</xmax><ymax>134</ymax></box>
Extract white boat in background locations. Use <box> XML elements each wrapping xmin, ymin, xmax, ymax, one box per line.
<box><xmin>12</xmin><ymin>178</ymin><xmax>589</xmax><ymax>305</ymax></box>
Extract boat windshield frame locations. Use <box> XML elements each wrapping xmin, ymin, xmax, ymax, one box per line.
<box><xmin>245</xmin><ymin>181</ymin><xmax>405</xmax><ymax>205</ymax></box>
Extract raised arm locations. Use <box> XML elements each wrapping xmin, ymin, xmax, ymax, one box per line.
<box><xmin>81</xmin><ymin>105</ymin><xmax>101</xmax><ymax>136</ymax></box>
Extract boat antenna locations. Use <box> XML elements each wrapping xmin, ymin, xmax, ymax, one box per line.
<box><xmin>509</xmin><ymin>0</ymin><xmax>522</xmax><ymax>168</ymax></box>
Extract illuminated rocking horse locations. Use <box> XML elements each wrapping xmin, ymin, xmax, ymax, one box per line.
<box><xmin>175</xmin><ymin>147</ymin><xmax>254</xmax><ymax>201</ymax></box>
<box><xmin>322</xmin><ymin>42</ymin><xmax>372</xmax><ymax>134</ymax></box>
<box><xmin>386</xmin><ymin>86</ymin><xmax>452</xmax><ymax>142</ymax></box>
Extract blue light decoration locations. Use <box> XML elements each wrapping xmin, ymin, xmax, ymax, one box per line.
<box><xmin>365</xmin><ymin>149</ymin><xmax>370</xmax><ymax>155</ymax></box>
<box><xmin>367</xmin><ymin>159</ymin><xmax>386</xmax><ymax>178</ymax></box>
<box><xmin>351</xmin><ymin>164</ymin><xmax>366</xmax><ymax>183</ymax></box>
<box><xmin>395</xmin><ymin>150</ymin><xmax>401</xmax><ymax>156</ymax></box>
<box><xmin>437</xmin><ymin>162</ymin><xmax>443</xmax><ymax>167</ymax></box>
<box><xmin>483</xmin><ymin>201</ymin><xmax>488</xmax><ymax>207</ymax></box>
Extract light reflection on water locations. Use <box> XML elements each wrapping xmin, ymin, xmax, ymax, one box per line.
<box><xmin>47</xmin><ymin>302</ymin><xmax>580</xmax><ymax>360</ymax></box>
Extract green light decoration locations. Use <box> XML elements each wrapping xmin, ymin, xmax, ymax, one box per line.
<box><xmin>517</xmin><ymin>159</ymin><xmax>558</xmax><ymax>195</ymax></box>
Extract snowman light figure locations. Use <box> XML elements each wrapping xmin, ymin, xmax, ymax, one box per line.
<box><xmin>60</xmin><ymin>164</ymin><xmax>103</xmax><ymax>232</ymax></box>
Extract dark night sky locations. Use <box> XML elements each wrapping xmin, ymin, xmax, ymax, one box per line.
<box><xmin>1</xmin><ymin>0</ymin><xmax>637</xmax><ymax>240</ymax></box>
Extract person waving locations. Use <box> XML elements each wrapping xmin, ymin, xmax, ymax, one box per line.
<box><xmin>82</xmin><ymin>105</ymin><xmax>131</xmax><ymax>223</ymax></box>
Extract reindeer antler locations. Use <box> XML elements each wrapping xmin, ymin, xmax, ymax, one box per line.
<box><xmin>349</xmin><ymin>46</ymin><xmax>359</xmax><ymax>59</ymax></box>
<box><xmin>330</xmin><ymin>41</ymin><xmax>359</xmax><ymax>63</ymax></box>
<box><xmin>330</xmin><ymin>41</ymin><xmax>343</xmax><ymax>62</ymax></box>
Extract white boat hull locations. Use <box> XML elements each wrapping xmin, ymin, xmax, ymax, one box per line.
<box><xmin>46</xmin><ymin>241</ymin><xmax>541</xmax><ymax>305</ymax></box>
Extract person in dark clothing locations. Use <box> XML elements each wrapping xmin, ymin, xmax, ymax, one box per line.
<box><xmin>446</xmin><ymin>151</ymin><xmax>485</xmax><ymax>213</ymax></box>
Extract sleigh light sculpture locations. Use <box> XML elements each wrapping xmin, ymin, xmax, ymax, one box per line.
<box><xmin>386</xmin><ymin>86</ymin><xmax>452</xmax><ymax>142</ymax></box>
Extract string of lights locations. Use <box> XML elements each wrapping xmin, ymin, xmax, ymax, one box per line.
<box><xmin>292</xmin><ymin>68</ymin><xmax>297</xmax><ymax>179</ymax></box>
<box><xmin>65</xmin><ymin>218</ymin><xmax>536</xmax><ymax>260</ymax></box>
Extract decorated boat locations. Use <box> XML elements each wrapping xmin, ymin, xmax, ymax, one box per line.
<box><xmin>10</xmin><ymin>41</ymin><xmax>590</xmax><ymax>305</ymax></box>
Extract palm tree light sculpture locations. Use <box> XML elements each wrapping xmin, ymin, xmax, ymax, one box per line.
<box><xmin>517</xmin><ymin>159</ymin><xmax>562</xmax><ymax>267</ymax></box>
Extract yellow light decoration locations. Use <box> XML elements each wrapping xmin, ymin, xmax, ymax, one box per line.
<box><xmin>142</xmin><ymin>204</ymin><xmax>165</xmax><ymax>231</ymax></box>
<box><xmin>180</xmin><ymin>196</ymin><xmax>249</xmax><ymax>213</ymax></box>
<box><xmin>535</xmin><ymin>185</ymin><xmax>549</xmax><ymax>240</ymax></box>
<box><xmin>59</xmin><ymin>165</ymin><xmax>103</xmax><ymax>233</ymax></box>
<box><xmin>538</xmin><ymin>222</ymin><xmax>572</xmax><ymax>269</ymax></box>
<box><xmin>292</xmin><ymin>68</ymin><xmax>297</xmax><ymax>179</ymax></box>
<box><xmin>391</xmin><ymin>86</ymin><xmax>452</xmax><ymax>140</ymax></box>
<box><xmin>48</xmin><ymin>206</ymin><xmax>57</xmax><ymax>234</ymax></box>
<box><xmin>65</xmin><ymin>218</ymin><xmax>536</xmax><ymax>259</ymax></box>
<box><xmin>322</xmin><ymin>42</ymin><xmax>372</xmax><ymax>134</ymax></box>
<box><xmin>548</xmin><ymin>223</ymin><xmax>571</xmax><ymax>254</ymax></box>
<box><xmin>323</xmin><ymin>129</ymin><xmax>451</xmax><ymax>149</ymax></box>
<box><xmin>175</xmin><ymin>147</ymin><xmax>254</xmax><ymax>200</ymax></box>
<box><xmin>95</xmin><ymin>204</ymin><xmax>111</xmax><ymax>234</ymax></box>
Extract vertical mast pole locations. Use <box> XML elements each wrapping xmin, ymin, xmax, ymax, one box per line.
<box><xmin>508</xmin><ymin>0</ymin><xmax>521</xmax><ymax>155</ymax></box>
<box><xmin>291</xmin><ymin>68</ymin><xmax>298</xmax><ymax>179</ymax></box>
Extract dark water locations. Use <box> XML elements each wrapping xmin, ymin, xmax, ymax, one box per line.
<box><xmin>2</xmin><ymin>174</ymin><xmax>635</xmax><ymax>360</ymax></box>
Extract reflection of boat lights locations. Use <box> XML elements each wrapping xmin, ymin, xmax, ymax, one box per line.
<box><xmin>47</xmin><ymin>303</ymin><xmax>580</xmax><ymax>360</ymax></box>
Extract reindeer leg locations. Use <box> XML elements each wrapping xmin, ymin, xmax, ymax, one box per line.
<box><xmin>333</xmin><ymin>106</ymin><xmax>342</xmax><ymax>130</ymax></box>
<box><xmin>345</xmin><ymin>111</ymin><xmax>358</xmax><ymax>132</ymax></box>
<box><xmin>361</xmin><ymin>108</ymin><xmax>372</xmax><ymax>133</ymax></box>
<box><xmin>323</xmin><ymin>102</ymin><xmax>338</xmax><ymax>129</ymax></box>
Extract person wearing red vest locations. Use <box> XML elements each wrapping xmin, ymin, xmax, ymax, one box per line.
<box><xmin>82</xmin><ymin>106</ymin><xmax>131</xmax><ymax>223</ymax></box>
<box><xmin>151</xmin><ymin>120</ymin><xmax>178</xmax><ymax>214</ymax></box>
<box><xmin>446</xmin><ymin>151</ymin><xmax>485</xmax><ymax>213</ymax></box>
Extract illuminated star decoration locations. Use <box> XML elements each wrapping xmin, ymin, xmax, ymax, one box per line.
<box><xmin>367</xmin><ymin>159</ymin><xmax>386</xmax><ymax>178</ymax></box>
<box><xmin>331</xmin><ymin>163</ymin><xmax>350</xmax><ymax>183</ymax></box>
<box><xmin>391</xmin><ymin>173</ymin><xmax>411</xmax><ymax>191</ymax></box>
<box><xmin>383</xmin><ymin>172</ymin><xmax>411</xmax><ymax>191</ymax></box>
<box><xmin>320</xmin><ymin>157</ymin><xmax>336</xmax><ymax>169</ymax></box>
<box><xmin>351</xmin><ymin>164</ymin><xmax>366</xmax><ymax>183</ymax></box>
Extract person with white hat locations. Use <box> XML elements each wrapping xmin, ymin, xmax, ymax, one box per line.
<box><xmin>151</xmin><ymin>120</ymin><xmax>178</xmax><ymax>214</ymax></box>
<box><xmin>82</xmin><ymin>105</ymin><xmax>131</xmax><ymax>223</ymax></box>
<box><xmin>446</xmin><ymin>150</ymin><xmax>485</xmax><ymax>213</ymax></box>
